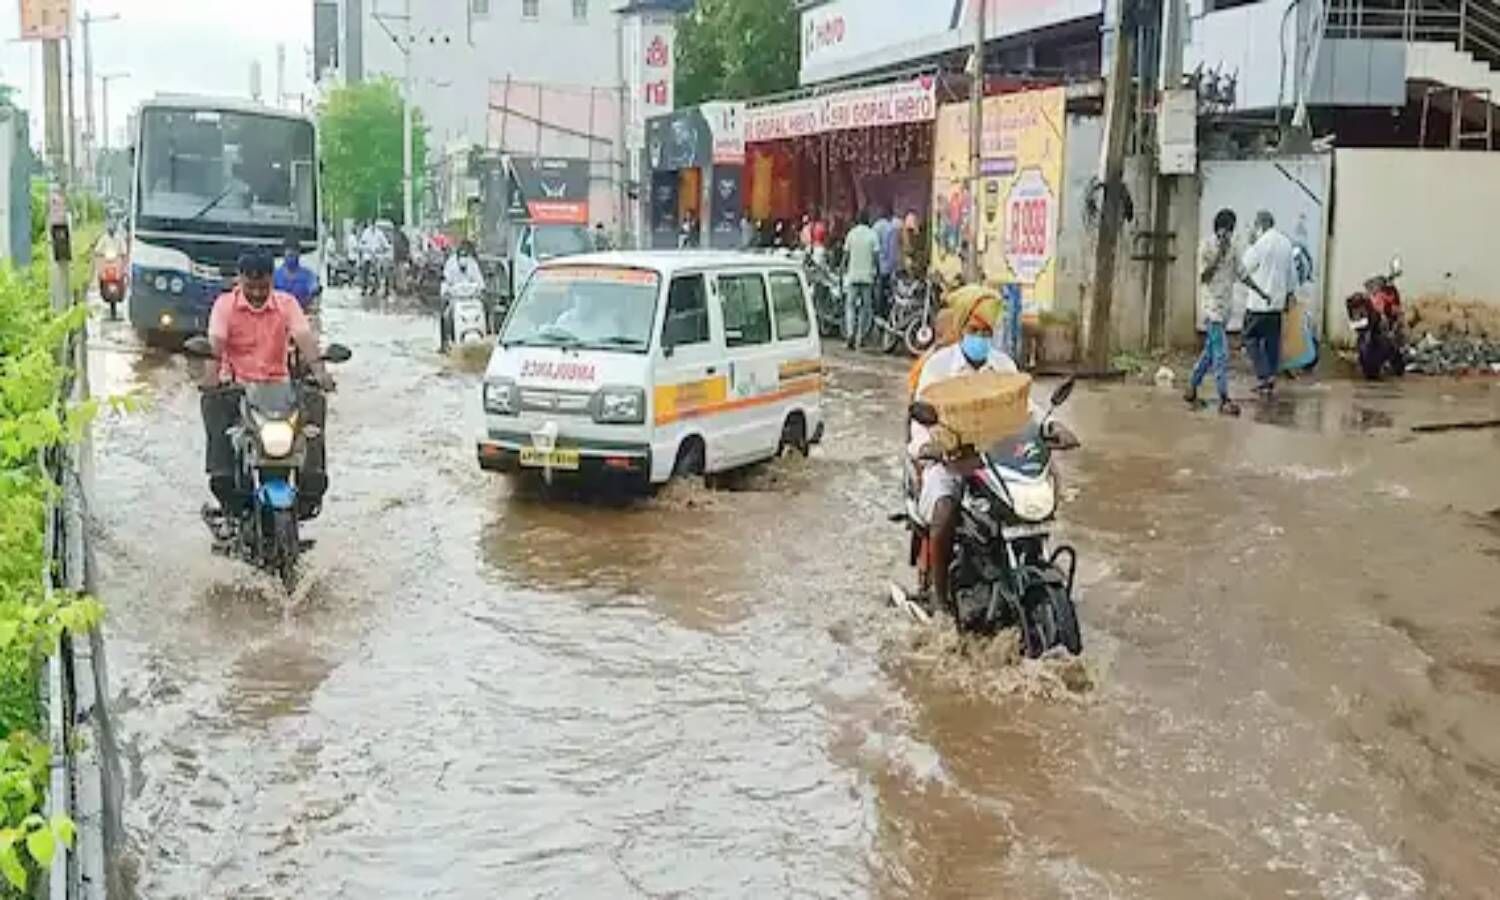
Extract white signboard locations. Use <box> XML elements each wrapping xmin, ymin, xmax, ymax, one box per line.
<box><xmin>702</xmin><ymin>101</ymin><xmax>745</xmax><ymax>165</ymax></box>
<box><xmin>1004</xmin><ymin>168</ymin><xmax>1057</xmax><ymax>284</ymax></box>
<box><xmin>800</xmin><ymin>0</ymin><xmax>1103</xmax><ymax>86</ymax></box>
<box><xmin>625</xmin><ymin>15</ymin><xmax>676</xmax><ymax>152</ymax></box>
<box><xmin>745</xmin><ymin>78</ymin><xmax>937</xmax><ymax>143</ymax></box>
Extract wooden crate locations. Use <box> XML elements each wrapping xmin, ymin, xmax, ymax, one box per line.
<box><xmin>919</xmin><ymin>371</ymin><xmax>1032</xmax><ymax>452</ymax></box>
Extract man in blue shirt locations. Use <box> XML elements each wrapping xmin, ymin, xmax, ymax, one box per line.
<box><xmin>274</xmin><ymin>236</ymin><xmax>321</xmax><ymax>312</ymax></box>
<box><xmin>872</xmin><ymin>207</ymin><xmax>900</xmax><ymax>318</ymax></box>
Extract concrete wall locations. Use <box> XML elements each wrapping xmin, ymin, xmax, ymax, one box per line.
<box><xmin>353</xmin><ymin>0</ymin><xmax>622</xmax><ymax>149</ymax></box>
<box><xmin>1327</xmin><ymin>148</ymin><xmax>1500</xmax><ymax>338</ymax></box>
<box><xmin>1056</xmin><ymin>112</ymin><xmax>1199</xmax><ymax>353</ymax></box>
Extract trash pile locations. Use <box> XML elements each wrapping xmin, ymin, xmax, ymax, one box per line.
<box><xmin>1404</xmin><ymin>297</ymin><xmax>1500</xmax><ymax>375</ymax></box>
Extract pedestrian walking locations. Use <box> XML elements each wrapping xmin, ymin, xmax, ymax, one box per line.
<box><xmin>842</xmin><ymin>209</ymin><xmax>880</xmax><ymax>350</ymax></box>
<box><xmin>1240</xmin><ymin>209</ymin><xmax>1295</xmax><ymax>396</ymax></box>
<box><xmin>1186</xmin><ymin>208</ymin><xmax>1242</xmax><ymax>416</ymax></box>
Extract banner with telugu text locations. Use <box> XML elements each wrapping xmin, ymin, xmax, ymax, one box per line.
<box><xmin>930</xmin><ymin>88</ymin><xmax>1066</xmax><ymax>314</ymax></box>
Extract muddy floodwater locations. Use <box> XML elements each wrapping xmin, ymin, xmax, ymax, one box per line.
<box><xmin>86</xmin><ymin>292</ymin><xmax>1500</xmax><ymax>898</ymax></box>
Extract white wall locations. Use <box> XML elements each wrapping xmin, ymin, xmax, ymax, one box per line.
<box><xmin>355</xmin><ymin>0</ymin><xmax>623</xmax><ymax>149</ymax></box>
<box><xmin>1327</xmin><ymin>148</ymin><xmax>1500</xmax><ymax>337</ymax></box>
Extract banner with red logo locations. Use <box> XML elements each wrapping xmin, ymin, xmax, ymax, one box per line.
<box><xmin>744</xmin><ymin>77</ymin><xmax>937</xmax><ymax>144</ymax></box>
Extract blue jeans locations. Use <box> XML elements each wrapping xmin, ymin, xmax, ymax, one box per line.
<box><xmin>844</xmin><ymin>282</ymin><xmax>874</xmax><ymax>347</ymax></box>
<box><xmin>1190</xmin><ymin>321</ymin><xmax>1230</xmax><ymax>400</ymax></box>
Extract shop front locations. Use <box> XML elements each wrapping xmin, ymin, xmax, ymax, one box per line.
<box><xmin>741</xmin><ymin>76</ymin><xmax>940</xmax><ymax>253</ymax></box>
<box><xmin>644</xmin><ymin>102</ymin><xmax>745</xmax><ymax>249</ymax></box>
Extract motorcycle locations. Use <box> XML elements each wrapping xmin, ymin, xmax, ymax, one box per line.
<box><xmin>892</xmin><ymin>377</ymin><xmax>1084</xmax><ymax>658</ymax></box>
<box><xmin>98</xmin><ymin>257</ymin><xmax>126</xmax><ymax>320</ymax></box>
<box><xmin>803</xmin><ymin>258</ymin><xmax>845</xmax><ymax>338</ymax></box>
<box><xmin>327</xmin><ymin>252</ymin><xmax>358</xmax><ymax>288</ymax></box>
<box><xmin>1345</xmin><ymin>256</ymin><xmax>1406</xmax><ymax>380</ymax></box>
<box><xmin>872</xmin><ymin>272</ymin><xmax>939</xmax><ymax>356</ymax></box>
<box><xmin>444</xmin><ymin>279</ymin><xmax>489</xmax><ymax>345</ymax></box>
<box><xmin>184</xmin><ymin>335</ymin><xmax>353</xmax><ymax>590</ymax></box>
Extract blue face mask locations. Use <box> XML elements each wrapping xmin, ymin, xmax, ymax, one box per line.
<box><xmin>960</xmin><ymin>333</ymin><xmax>991</xmax><ymax>365</ymax></box>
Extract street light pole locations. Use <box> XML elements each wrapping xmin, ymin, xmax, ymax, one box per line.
<box><xmin>965</xmin><ymin>0</ymin><xmax>987</xmax><ymax>284</ymax></box>
<box><xmin>402</xmin><ymin>0</ymin><xmax>414</xmax><ymax>227</ymax></box>
<box><xmin>99</xmin><ymin>73</ymin><xmax>129</xmax><ymax>153</ymax></box>
<box><xmin>80</xmin><ymin>11</ymin><xmax>121</xmax><ymax>190</ymax></box>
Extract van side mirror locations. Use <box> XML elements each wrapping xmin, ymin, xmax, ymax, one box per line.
<box><xmin>322</xmin><ymin>343</ymin><xmax>353</xmax><ymax>363</ymax></box>
<box><xmin>1050</xmin><ymin>377</ymin><xmax>1077</xmax><ymax>409</ymax></box>
<box><xmin>909</xmin><ymin>401</ymin><xmax>939</xmax><ymax>427</ymax></box>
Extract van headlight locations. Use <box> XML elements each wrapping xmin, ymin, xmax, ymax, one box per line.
<box><xmin>596</xmin><ymin>387</ymin><xmax>645</xmax><ymax>424</ymax></box>
<box><xmin>153</xmin><ymin>274</ymin><xmax>169</xmax><ymax>291</ymax></box>
<box><xmin>170</xmin><ymin>276</ymin><xmax>186</xmax><ymax>294</ymax></box>
<box><xmin>483</xmin><ymin>379</ymin><xmax>517</xmax><ymax>416</ymax></box>
<box><xmin>259</xmin><ymin>421</ymin><xmax>296</xmax><ymax>458</ymax></box>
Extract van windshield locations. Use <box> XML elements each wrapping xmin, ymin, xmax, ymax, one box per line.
<box><xmin>501</xmin><ymin>265</ymin><xmax>661</xmax><ymax>353</ymax></box>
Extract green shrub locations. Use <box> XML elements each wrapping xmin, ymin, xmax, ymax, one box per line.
<box><xmin>0</xmin><ymin>242</ymin><xmax>103</xmax><ymax>894</ymax></box>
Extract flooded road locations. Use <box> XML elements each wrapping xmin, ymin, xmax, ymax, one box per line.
<box><xmin>88</xmin><ymin>292</ymin><xmax>1500</xmax><ymax>898</ymax></box>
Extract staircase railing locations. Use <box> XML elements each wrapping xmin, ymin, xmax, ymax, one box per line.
<box><xmin>1325</xmin><ymin>0</ymin><xmax>1500</xmax><ymax>65</ymax></box>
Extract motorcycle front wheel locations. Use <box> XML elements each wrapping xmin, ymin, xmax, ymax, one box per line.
<box><xmin>905</xmin><ymin>318</ymin><xmax>936</xmax><ymax>356</ymax></box>
<box><xmin>270</xmin><ymin>509</ymin><xmax>300</xmax><ymax>591</ymax></box>
<box><xmin>1019</xmin><ymin>582</ymin><xmax>1082</xmax><ymax>658</ymax></box>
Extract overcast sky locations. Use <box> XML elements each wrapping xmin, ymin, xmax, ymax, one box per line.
<box><xmin>1</xmin><ymin>0</ymin><xmax>313</xmax><ymax>149</ymax></box>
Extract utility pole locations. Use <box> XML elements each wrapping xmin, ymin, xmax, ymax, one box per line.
<box><xmin>65</xmin><ymin>31</ymin><xmax>79</xmax><ymax>183</ymax></box>
<box><xmin>965</xmin><ymin>0</ymin><xmax>987</xmax><ymax>283</ymax></box>
<box><xmin>401</xmin><ymin>0</ymin><xmax>414</xmax><ymax>227</ymax></box>
<box><xmin>1085</xmin><ymin>0</ymin><xmax>1138</xmax><ymax>372</ymax></box>
<box><xmin>276</xmin><ymin>43</ymin><xmax>287</xmax><ymax>109</ymax></box>
<box><xmin>44</xmin><ymin>37</ymin><xmax>71</xmax><ymax>316</ymax></box>
<box><xmin>99</xmin><ymin>72</ymin><xmax>128</xmax><ymax>198</ymax></box>
<box><xmin>80</xmin><ymin>11</ymin><xmax>121</xmax><ymax>190</ymax></box>
<box><xmin>1146</xmin><ymin>0</ymin><xmax>1185</xmax><ymax>348</ymax></box>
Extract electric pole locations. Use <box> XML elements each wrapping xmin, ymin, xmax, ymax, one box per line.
<box><xmin>80</xmin><ymin>11</ymin><xmax>121</xmax><ymax>190</ymax></box>
<box><xmin>44</xmin><ymin>37</ymin><xmax>71</xmax><ymax>316</ymax></box>
<box><xmin>100</xmin><ymin>72</ymin><xmax>129</xmax><ymax>198</ymax></box>
<box><xmin>965</xmin><ymin>0</ymin><xmax>986</xmax><ymax>283</ymax></box>
<box><xmin>1085</xmin><ymin>0</ymin><xmax>1138</xmax><ymax>372</ymax></box>
<box><xmin>402</xmin><ymin>0</ymin><xmax>414</xmax><ymax>227</ymax></box>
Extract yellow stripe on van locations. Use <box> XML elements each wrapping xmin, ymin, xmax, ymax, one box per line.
<box><xmin>777</xmin><ymin>359</ymin><xmax>823</xmax><ymax>382</ymax></box>
<box><xmin>654</xmin><ymin>375</ymin><xmax>730</xmax><ymax>426</ymax></box>
<box><xmin>655</xmin><ymin>374</ymin><xmax>821</xmax><ymax>426</ymax></box>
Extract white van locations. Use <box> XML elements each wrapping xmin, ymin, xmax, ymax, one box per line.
<box><xmin>477</xmin><ymin>251</ymin><xmax>825</xmax><ymax>486</ymax></box>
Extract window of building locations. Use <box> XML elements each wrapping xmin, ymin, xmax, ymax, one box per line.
<box><xmin>718</xmin><ymin>274</ymin><xmax>771</xmax><ymax>347</ymax></box>
<box><xmin>521</xmin><ymin>0</ymin><xmax>538</xmax><ymax>20</ymax></box>
<box><xmin>471</xmin><ymin>0</ymin><xmax>490</xmax><ymax>16</ymax></box>
<box><xmin>768</xmin><ymin>272</ymin><xmax>810</xmax><ymax>340</ymax></box>
<box><xmin>572</xmin><ymin>0</ymin><xmax>587</xmax><ymax>21</ymax></box>
<box><xmin>663</xmin><ymin>276</ymin><xmax>710</xmax><ymax>348</ymax></box>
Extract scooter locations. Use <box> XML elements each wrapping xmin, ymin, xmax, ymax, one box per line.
<box><xmin>98</xmin><ymin>257</ymin><xmax>126</xmax><ymax>320</ymax></box>
<box><xmin>1345</xmin><ymin>255</ymin><xmax>1406</xmax><ymax>380</ymax></box>
<box><xmin>184</xmin><ymin>336</ymin><xmax>352</xmax><ymax>590</ymax></box>
<box><xmin>891</xmin><ymin>378</ymin><xmax>1084</xmax><ymax>658</ymax></box>
<box><xmin>803</xmin><ymin>258</ymin><xmax>845</xmax><ymax>338</ymax></box>
<box><xmin>445</xmin><ymin>279</ymin><xmax>489</xmax><ymax>345</ymax></box>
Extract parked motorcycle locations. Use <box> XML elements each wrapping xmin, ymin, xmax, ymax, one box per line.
<box><xmin>872</xmin><ymin>272</ymin><xmax>939</xmax><ymax>356</ymax></box>
<box><xmin>803</xmin><ymin>258</ymin><xmax>845</xmax><ymax>338</ymax></box>
<box><xmin>892</xmin><ymin>378</ymin><xmax>1084</xmax><ymax>658</ymax></box>
<box><xmin>98</xmin><ymin>257</ymin><xmax>126</xmax><ymax>320</ymax></box>
<box><xmin>184</xmin><ymin>336</ymin><xmax>353</xmax><ymax>590</ymax></box>
<box><xmin>1345</xmin><ymin>256</ymin><xmax>1406</xmax><ymax>379</ymax></box>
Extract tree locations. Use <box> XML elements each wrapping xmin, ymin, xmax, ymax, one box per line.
<box><xmin>675</xmin><ymin>0</ymin><xmax>800</xmax><ymax>107</ymax></box>
<box><xmin>317</xmin><ymin>79</ymin><xmax>429</xmax><ymax>225</ymax></box>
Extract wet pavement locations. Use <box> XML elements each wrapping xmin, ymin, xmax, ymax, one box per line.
<box><xmin>86</xmin><ymin>291</ymin><xmax>1500</xmax><ymax>898</ymax></box>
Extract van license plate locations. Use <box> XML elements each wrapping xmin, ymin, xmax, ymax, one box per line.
<box><xmin>519</xmin><ymin>447</ymin><xmax>580</xmax><ymax>470</ymax></box>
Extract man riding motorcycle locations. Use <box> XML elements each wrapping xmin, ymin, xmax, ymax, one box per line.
<box><xmin>907</xmin><ymin>285</ymin><xmax>1074</xmax><ymax>617</ymax></box>
<box><xmin>439</xmin><ymin>241</ymin><xmax>486</xmax><ymax>353</ymax></box>
<box><xmin>201</xmin><ymin>250</ymin><xmax>335</xmax><ymax>537</ymax></box>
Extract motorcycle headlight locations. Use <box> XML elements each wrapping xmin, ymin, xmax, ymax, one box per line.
<box><xmin>1009</xmin><ymin>478</ymin><xmax>1057</xmax><ymax>523</ymax></box>
<box><xmin>259</xmin><ymin>421</ymin><xmax>296</xmax><ymax>458</ymax></box>
<box><xmin>153</xmin><ymin>274</ymin><xmax>169</xmax><ymax>292</ymax></box>
<box><xmin>170</xmin><ymin>277</ymin><xmax>186</xmax><ymax>294</ymax></box>
<box><xmin>596</xmin><ymin>387</ymin><xmax>645</xmax><ymax>425</ymax></box>
<box><xmin>483</xmin><ymin>379</ymin><xmax>517</xmax><ymax>416</ymax></box>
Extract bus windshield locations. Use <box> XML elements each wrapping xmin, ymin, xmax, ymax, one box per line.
<box><xmin>137</xmin><ymin>108</ymin><xmax>316</xmax><ymax>234</ymax></box>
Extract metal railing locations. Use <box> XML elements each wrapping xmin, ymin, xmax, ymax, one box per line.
<box><xmin>1325</xmin><ymin>0</ymin><xmax>1500</xmax><ymax>65</ymax></box>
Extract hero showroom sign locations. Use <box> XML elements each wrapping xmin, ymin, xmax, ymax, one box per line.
<box><xmin>799</xmin><ymin>0</ymin><xmax>1102</xmax><ymax>85</ymax></box>
<box><xmin>744</xmin><ymin>78</ymin><xmax>937</xmax><ymax>143</ymax></box>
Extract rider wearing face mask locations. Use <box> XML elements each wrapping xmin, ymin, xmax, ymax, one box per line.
<box><xmin>907</xmin><ymin>286</ymin><xmax>1065</xmax><ymax>615</ymax></box>
<box><xmin>440</xmin><ymin>241</ymin><xmax>486</xmax><ymax>352</ymax></box>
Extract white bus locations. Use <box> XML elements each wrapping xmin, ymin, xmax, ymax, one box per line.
<box><xmin>129</xmin><ymin>96</ymin><xmax>319</xmax><ymax>338</ymax></box>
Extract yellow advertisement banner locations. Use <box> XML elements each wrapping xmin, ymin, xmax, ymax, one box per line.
<box><xmin>930</xmin><ymin>88</ymin><xmax>1067</xmax><ymax>314</ymax></box>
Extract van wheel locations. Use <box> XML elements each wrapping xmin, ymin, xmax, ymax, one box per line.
<box><xmin>672</xmin><ymin>437</ymin><xmax>706</xmax><ymax>479</ymax></box>
<box><xmin>778</xmin><ymin>414</ymin><xmax>809</xmax><ymax>457</ymax></box>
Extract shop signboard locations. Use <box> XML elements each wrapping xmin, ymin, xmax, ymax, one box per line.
<box><xmin>647</xmin><ymin>104</ymin><xmax>745</xmax><ymax>172</ymax></box>
<box><xmin>509</xmin><ymin>157</ymin><xmax>590</xmax><ymax>225</ymax></box>
<box><xmin>800</xmin><ymin>0</ymin><xmax>1103</xmax><ymax>86</ymax></box>
<box><xmin>744</xmin><ymin>78</ymin><xmax>937</xmax><ymax>144</ymax></box>
<box><xmin>929</xmin><ymin>87</ymin><xmax>1066</xmax><ymax>312</ymax></box>
<box><xmin>19</xmin><ymin>0</ymin><xmax>71</xmax><ymax>41</ymax></box>
<box><xmin>625</xmin><ymin>14</ymin><xmax>677</xmax><ymax>152</ymax></box>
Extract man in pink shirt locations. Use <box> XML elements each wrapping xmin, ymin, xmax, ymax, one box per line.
<box><xmin>202</xmin><ymin>250</ymin><xmax>334</xmax><ymax>525</ymax></box>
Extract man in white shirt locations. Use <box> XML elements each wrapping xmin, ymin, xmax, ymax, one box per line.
<box><xmin>1240</xmin><ymin>210</ymin><xmax>1296</xmax><ymax>395</ymax></box>
<box><xmin>1186</xmin><ymin>208</ymin><xmax>1243</xmax><ymax>415</ymax></box>
<box><xmin>439</xmin><ymin>241</ymin><xmax>486</xmax><ymax>352</ymax></box>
